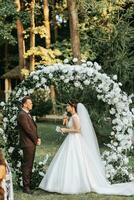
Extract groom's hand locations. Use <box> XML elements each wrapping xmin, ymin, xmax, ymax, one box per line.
<box><xmin>37</xmin><ymin>138</ymin><xmax>41</xmax><ymax>145</ymax></box>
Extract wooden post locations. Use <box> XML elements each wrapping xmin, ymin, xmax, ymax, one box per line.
<box><xmin>5</xmin><ymin>78</ymin><xmax>12</xmax><ymax>102</ymax></box>
<box><xmin>50</xmin><ymin>85</ymin><xmax>56</xmax><ymax>114</ymax></box>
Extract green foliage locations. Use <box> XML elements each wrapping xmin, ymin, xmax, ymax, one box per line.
<box><xmin>53</xmin><ymin>39</ymin><xmax>72</xmax><ymax>59</ymax></box>
<box><xmin>77</xmin><ymin>0</ymin><xmax>134</xmax><ymax>94</ymax></box>
<box><xmin>0</xmin><ymin>0</ymin><xmax>17</xmax><ymax>45</ymax></box>
<box><xmin>31</xmin><ymin>88</ymin><xmax>53</xmax><ymax>117</ymax></box>
<box><xmin>56</xmin><ymin>82</ymin><xmax>112</xmax><ymax>143</ymax></box>
<box><xmin>24</xmin><ymin>46</ymin><xmax>62</xmax><ymax>65</ymax></box>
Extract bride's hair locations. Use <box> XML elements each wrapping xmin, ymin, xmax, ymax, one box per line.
<box><xmin>68</xmin><ymin>100</ymin><xmax>77</xmax><ymax>112</ymax></box>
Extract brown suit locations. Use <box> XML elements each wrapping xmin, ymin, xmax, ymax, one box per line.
<box><xmin>17</xmin><ymin>110</ymin><xmax>39</xmax><ymax>190</ymax></box>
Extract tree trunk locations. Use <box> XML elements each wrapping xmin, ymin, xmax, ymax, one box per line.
<box><xmin>50</xmin><ymin>85</ymin><xmax>56</xmax><ymax>114</ymax></box>
<box><xmin>67</xmin><ymin>0</ymin><xmax>81</xmax><ymax>61</ymax></box>
<box><xmin>30</xmin><ymin>0</ymin><xmax>35</xmax><ymax>71</ymax></box>
<box><xmin>16</xmin><ymin>19</ymin><xmax>25</xmax><ymax>68</ymax></box>
<box><xmin>15</xmin><ymin>0</ymin><xmax>26</xmax><ymax>78</ymax></box>
<box><xmin>43</xmin><ymin>0</ymin><xmax>56</xmax><ymax>114</ymax></box>
<box><xmin>52</xmin><ymin>0</ymin><xmax>58</xmax><ymax>42</ymax></box>
<box><xmin>43</xmin><ymin>0</ymin><xmax>51</xmax><ymax>48</ymax></box>
<box><xmin>5</xmin><ymin>41</ymin><xmax>8</xmax><ymax>72</ymax></box>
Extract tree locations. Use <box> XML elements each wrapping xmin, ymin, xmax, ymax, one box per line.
<box><xmin>43</xmin><ymin>0</ymin><xmax>51</xmax><ymax>48</ymax></box>
<box><xmin>15</xmin><ymin>0</ymin><xmax>26</xmax><ymax>75</ymax></box>
<box><xmin>30</xmin><ymin>0</ymin><xmax>35</xmax><ymax>71</ymax></box>
<box><xmin>0</xmin><ymin>0</ymin><xmax>17</xmax><ymax>73</ymax></box>
<box><xmin>52</xmin><ymin>0</ymin><xmax>58</xmax><ymax>42</ymax></box>
<box><xmin>67</xmin><ymin>0</ymin><xmax>81</xmax><ymax>61</ymax></box>
<box><xmin>77</xmin><ymin>0</ymin><xmax>134</xmax><ymax>93</ymax></box>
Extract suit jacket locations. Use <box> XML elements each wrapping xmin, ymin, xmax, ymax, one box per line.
<box><xmin>17</xmin><ymin>110</ymin><xmax>39</xmax><ymax>148</ymax></box>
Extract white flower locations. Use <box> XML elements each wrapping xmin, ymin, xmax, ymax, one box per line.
<box><xmin>64</xmin><ymin>79</ymin><xmax>69</xmax><ymax>83</ymax></box>
<box><xmin>83</xmin><ymin>80</ymin><xmax>90</xmax><ymax>85</ymax></box>
<box><xmin>111</xmin><ymin>131</ymin><xmax>115</xmax><ymax>136</ymax></box>
<box><xmin>123</xmin><ymin>157</ymin><xmax>129</xmax><ymax>164</ymax></box>
<box><xmin>39</xmin><ymin>172</ymin><xmax>45</xmax><ymax>176</ymax></box>
<box><xmin>113</xmin><ymin>75</ymin><xmax>117</xmax><ymax>80</ymax></box>
<box><xmin>116</xmin><ymin>134</ymin><xmax>124</xmax><ymax>141</ymax></box>
<box><xmin>33</xmin><ymin>75</ymin><xmax>39</xmax><ymax>80</ymax></box>
<box><xmin>49</xmin><ymin>73</ymin><xmax>53</xmax><ymax>79</ymax></box>
<box><xmin>0</xmin><ymin>102</ymin><xmax>5</xmax><ymax>107</ymax></box>
<box><xmin>127</xmin><ymin>128</ymin><xmax>133</xmax><ymax>135</ymax></box>
<box><xmin>75</xmin><ymin>75</ymin><xmax>81</xmax><ymax>80</ymax></box>
<box><xmin>17</xmin><ymin>162</ymin><xmax>21</xmax><ymax>168</ymax></box>
<box><xmin>41</xmin><ymin>77</ymin><xmax>47</xmax><ymax>84</ymax></box>
<box><xmin>0</xmin><ymin>128</ymin><xmax>4</xmax><ymax>134</ymax></box>
<box><xmin>3</xmin><ymin>117</ymin><xmax>8</xmax><ymax>122</ymax></box>
<box><xmin>60</xmin><ymin>75</ymin><xmax>65</xmax><ymax>80</ymax></box>
<box><xmin>87</xmin><ymin>68</ymin><xmax>93</xmax><ymax>76</ymax></box>
<box><xmin>32</xmin><ymin>168</ymin><xmax>35</xmax><ymax>172</ymax></box>
<box><xmin>131</xmin><ymin>108</ymin><xmax>134</xmax><ymax>114</ymax></box>
<box><xmin>20</xmin><ymin>180</ymin><xmax>23</xmax><ymax>186</ymax></box>
<box><xmin>113</xmin><ymin>142</ymin><xmax>118</xmax><ymax>147</ymax></box>
<box><xmin>35</xmin><ymin>83</ymin><xmax>41</xmax><ymax>88</ymax></box>
<box><xmin>73</xmin><ymin>58</ymin><xmax>78</xmax><ymax>63</ymax></box>
<box><xmin>64</xmin><ymin>58</ymin><xmax>69</xmax><ymax>64</ymax></box>
<box><xmin>28</xmin><ymin>89</ymin><xmax>34</xmax><ymax>94</ymax></box>
<box><xmin>10</xmin><ymin>116</ymin><xmax>17</xmax><ymax>123</ymax></box>
<box><xmin>8</xmin><ymin>147</ymin><xmax>14</xmax><ymax>153</ymax></box>
<box><xmin>23</xmin><ymin>91</ymin><xmax>28</xmax><ymax>96</ymax></box>
<box><xmin>110</xmin><ymin>108</ymin><xmax>116</xmax><ymax>115</ymax></box>
<box><xmin>123</xmin><ymin>118</ymin><xmax>128</xmax><ymax>125</ymax></box>
<box><xmin>82</xmin><ymin>63</ymin><xmax>87</xmax><ymax>67</ymax></box>
<box><xmin>87</xmin><ymin>61</ymin><xmax>93</xmax><ymax>67</ymax></box>
<box><xmin>94</xmin><ymin>62</ymin><xmax>101</xmax><ymax>70</ymax></box>
<box><xmin>62</xmin><ymin>68</ymin><xmax>68</xmax><ymax>73</ymax></box>
<box><xmin>70</xmin><ymin>76</ymin><xmax>74</xmax><ymax>80</ymax></box>
<box><xmin>117</xmin><ymin>146</ymin><xmax>122</xmax><ymax>152</ymax></box>
<box><xmin>113</xmin><ymin>98</ymin><xmax>119</xmax><ymax>104</ymax></box>
<box><xmin>118</xmin><ymin>82</ymin><xmax>122</xmax><ymax>86</ymax></box>
<box><xmin>129</xmin><ymin>174</ymin><xmax>134</xmax><ymax>181</ymax></box>
<box><xmin>43</xmin><ymin>154</ymin><xmax>49</xmax><ymax>164</ymax></box>
<box><xmin>74</xmin><ymin>81</ymin><xmax>80</xmax><ymax>87</ymax></box>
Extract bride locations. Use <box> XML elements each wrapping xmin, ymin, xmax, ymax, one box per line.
<box><xmin>39</xmin><ymin>101</ymin><xmax>134</xmax><ymax>195</ymax></box>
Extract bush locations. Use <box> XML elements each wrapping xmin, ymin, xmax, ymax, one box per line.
<box><xmin>31</xmin><ymin>88</ymin><xmax>53</xmax><ymax>116</ymax></box>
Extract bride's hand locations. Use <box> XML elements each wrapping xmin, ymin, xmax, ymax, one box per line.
<box><xmin>63</xmin><ymin>117</ymin><xmax>68</xmax><ymax>125</ymax></box>
<box><xmin>63</xmin><ymin>112</ymin><xmax>68</xmax><ymax>125</ymax></box>
<box><xmin>60</xmin><ymin>128</ymin><xmax>66</xmax><ymax>134</ymax></box>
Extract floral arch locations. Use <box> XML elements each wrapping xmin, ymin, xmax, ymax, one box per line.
<box><xmin>0</xmin><ymin>61</ymin><xmax>134</xmax><ymax>187</ymax></box>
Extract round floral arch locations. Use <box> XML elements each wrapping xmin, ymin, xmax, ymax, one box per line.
<box><xmin>0</xmin><ymin>61</ymin><xmax>134</xmax><ymax>187</ymax></box>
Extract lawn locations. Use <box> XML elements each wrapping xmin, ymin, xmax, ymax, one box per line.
<box><xmin>14</xmin><ymin>122</ymin><xmax>134</xmax><ymax>200</ymax></box>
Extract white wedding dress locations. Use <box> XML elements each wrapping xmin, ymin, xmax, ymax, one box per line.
<box><xmin>39</xmin><ymin>103</ymin><xmax>134</xmax><ymax>195</ymax></box>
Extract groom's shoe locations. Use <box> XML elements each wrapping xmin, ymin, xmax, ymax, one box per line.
<box><xmin>23</xmin><ymin>188</ymin><xmax>33</xmax><ymax>194</ymax></box>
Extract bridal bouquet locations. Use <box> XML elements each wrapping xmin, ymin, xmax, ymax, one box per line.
<box><xmin>56</xmin><ymin>126</ymin><xmax>64</xmax><ymax>135</ymax></box>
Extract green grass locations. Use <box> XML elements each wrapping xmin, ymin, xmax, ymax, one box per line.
<box><xmin>14</xmin><ymin>122</ymin><xmax>134</xmax><ymax>200</ymax></box>
<box><xmin>14</xmin><ymin>189</ymin><xmax>134</xmax><ymax>200</ymax></box>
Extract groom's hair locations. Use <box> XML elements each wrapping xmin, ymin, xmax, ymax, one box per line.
<box><xmin>22</xmin><ymin>96</ymin><xmax>32</xmax><ymax>106</ymax></box>
<box><xmin>0</xmin><ymin>187</ymin><xmax>4</xmax><ymax>200</ymax></box>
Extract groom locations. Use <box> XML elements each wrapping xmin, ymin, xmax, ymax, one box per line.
<box><xmin>17</xmin><ymin>96</ymin><xmax>41</xmax><ymax>194</ymax></box>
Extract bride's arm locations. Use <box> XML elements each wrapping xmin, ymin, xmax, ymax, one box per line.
<box><xmin>60</xmin><ymin>115</ymin><xmax>80</xmax><ymax>134</ymax></box>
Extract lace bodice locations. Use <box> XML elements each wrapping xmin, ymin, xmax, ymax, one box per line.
<box><xmin>67</xmin><ymin>114</ymin><xmax>80</xmax><ymax>133</ymax></box>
